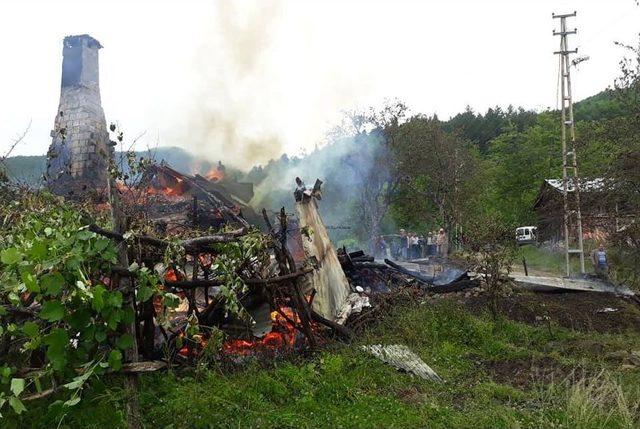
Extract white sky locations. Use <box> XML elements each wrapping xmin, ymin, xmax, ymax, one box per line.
<box><xmin>0</xmin><ymin>0</ymin><xmax>638</xmax><ymax>166</ymax></box>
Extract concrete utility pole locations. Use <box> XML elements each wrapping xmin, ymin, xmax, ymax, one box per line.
<box><xmin>553</xmin><ymin>11</ymin><xmax>586</xmax><ymax>276</ymax></box>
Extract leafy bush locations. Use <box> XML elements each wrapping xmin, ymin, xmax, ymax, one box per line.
<box><xmin>463</xmin><ymin>215</ymin><xmax>517</xmax><ymax>319</ymax></box>
<box><xmin>0</xmin><ymin>193</ymin><xmax>153</xmax><ymax>416</ymax></box>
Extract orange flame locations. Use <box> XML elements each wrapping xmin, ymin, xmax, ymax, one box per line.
<box><xmin>222</xmin><ymin>307</ymin><xmax>301</xmax><ymax>356</ymax></box>
<box><xmin>147</xmin><ymin>185</ymin><xmax>185</xmax><ymax>198</ymax></box>
<box><xmin>206</xmin><ymin>168</ymin><xmax>225</xmax><ymax>182</ymax></box>
<box><xmin>165</xmin><ymin>268</ymin><xmax>178</xmax><ymax>282</ymax></box>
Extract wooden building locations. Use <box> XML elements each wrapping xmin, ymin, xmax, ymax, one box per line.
<box><xmin>532</xmin><ymin>178</ymin><xmax>621</xmax><ymax>243</ymax></box>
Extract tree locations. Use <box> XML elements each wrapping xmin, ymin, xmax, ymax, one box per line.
<box><xmin>395</xmin><ymin>115</ymin><xmax>482</xmax><ymax>234</ymax></box>
<box><xmin>338</xmin><ymin>100</ymin><xmax>408</xmax><ymax>253</ymax></box>
<box><xmin>605</xmin><ymin>35</ymin><xmax>640</xmax><ymax>289</ymax></box>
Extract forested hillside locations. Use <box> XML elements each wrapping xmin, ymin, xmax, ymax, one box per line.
<box><xmin>245</xmin><ymin>85</ymin><xmax>639</xmax><ymax>247</ymax></box>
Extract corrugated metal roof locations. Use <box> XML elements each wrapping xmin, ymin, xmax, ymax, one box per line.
<box><xmin>544</xmin><ymin>178</ymin><xmax>605</xmax><ymax>192</ymax></box>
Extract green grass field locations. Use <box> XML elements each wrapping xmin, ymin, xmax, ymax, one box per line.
<box><xmin>10</xmin><ymin>298</ymin><xmax>640</xmax><ymax>429</ymax></box>
<box><xmin>517</xmin><ymin>245</ymin><xmax>587</xmax><ymax>276</ymax></box>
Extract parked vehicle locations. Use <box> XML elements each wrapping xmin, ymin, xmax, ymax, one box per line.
<box><xmin>516</xmin><ymin>226</ymin><xmax>538</xmax><ymax>245</ymax></box>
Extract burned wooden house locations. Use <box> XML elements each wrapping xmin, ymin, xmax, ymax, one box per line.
<box><xmin>136</xmin><ymin>162</ymin><xmax>261</xmax><ymax>231</ymax></box>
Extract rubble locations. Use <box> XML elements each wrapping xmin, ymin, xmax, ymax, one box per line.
<box><xmin>362</xmin><ymin>344</ymin><xmax>443</xmax><ymax>382</ymax></box>
<box><xmin>137</xmin><ymin>162</ymin><xmax>260</xmax><ymax>230</ymax></box>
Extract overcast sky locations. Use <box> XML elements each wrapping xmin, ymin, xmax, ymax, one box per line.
<box><xmin>1</xmin><ymin>0</ymin><xmax>638</xmax><ymax>166</ymax></box>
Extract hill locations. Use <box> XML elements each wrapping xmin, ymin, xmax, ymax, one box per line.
<box><xmin>1</xmin><ymin>146</ymin><xmax>218</xmax><ymax>187</ymax></box>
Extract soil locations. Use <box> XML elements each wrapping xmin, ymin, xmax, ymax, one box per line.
<box><xmin>464</xmin><ymin>290</ymin><xmax>640</xmax><ymax>334</ymax></box>
<box><xmin>484</xmin><ymin>356</ymin><xmax>583</xmax><ymax>389</ymax></box>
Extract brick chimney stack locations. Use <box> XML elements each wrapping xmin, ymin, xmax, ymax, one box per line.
<box><xmin>46</xmin><ymin>34</ymin><xmax>111</xmax><ymax>197</ymax></box>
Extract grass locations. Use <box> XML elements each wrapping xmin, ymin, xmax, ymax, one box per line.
<box><xmin>8</xmin><ymin>299</ymin><xmax>640</xmax><ymax>429</ymax></box>
<box><xmin>517</xmin><ymin>244</ymin><xmax>585</xmax><ymax>276</ymax></box>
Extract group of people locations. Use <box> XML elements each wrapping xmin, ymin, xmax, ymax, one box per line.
<box><xmin>373</xmin><ymin>228</ymin><xmax>449</xmax><ymax>261</ymax></box>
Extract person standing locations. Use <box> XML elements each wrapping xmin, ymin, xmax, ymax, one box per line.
<box><xmin>591</xmin><ymin>245</ymin><xmax>608</xmax><ymax>278</ymax></box>
<box><xmin>409</xmin><ymin>233</ymin><xmax>419</xmax><ymax>259</ymax></box>
<box><xmin>399</xmin><ymin>229</ymin><xmax>408</xmax><ymax>260</ymax></box>
<box><xmin>427</xmin><ymin>231</ymin><xmax>435</xmax><ymax>256</ymax></box>
<box><xmin>436</xmin><ymin>228</ymin><xmax>448</xmax><ymax>259</ymax></box>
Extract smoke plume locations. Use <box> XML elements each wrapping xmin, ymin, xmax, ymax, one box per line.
<box><xmin>176</xmin><ymin>0</ymin><xmax>286</xmax><ymax>167</ymax></box>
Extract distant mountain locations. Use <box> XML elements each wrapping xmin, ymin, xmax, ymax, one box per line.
<box><xmin>1</xmin><ymin>146</ymin><xmax>222</xmax><ymax>186</ymax></box>
<box><xmin>1</xmin><ymin>155</ymin><xmax>47</xmax><ymax>186</ymax></box>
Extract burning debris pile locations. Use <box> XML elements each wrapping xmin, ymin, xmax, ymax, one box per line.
<box><xmin>84</xmin><ymin>177</ymin><xmax>367</xmax><ymax>365</ymax></box>
<box><xmin>125</xmin><ymin>161</ymin><xmax>262</xmax><ymax>232</ymax></box>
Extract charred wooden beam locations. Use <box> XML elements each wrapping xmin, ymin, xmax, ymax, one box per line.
<box><xmin>164</xmin><ymin>279</ymin><xmax>224</xmax><ymax>289</ymax></box>
<box><xmin>352</xmin><ymin>262</ymin><xmax>389</xmax><ymax>270</ymax></box>
<box><xmin>348</xmin><ymin>250</ymin><xmax>365</xmax><ymax>259</ymax></box>
<box><xmin>310</xmin><ymin>309</ymin><xmax>354</xmax><ymax>340</ymax></box>
<box><xmin>181</xmin><ymin>229</ymin><xmax>248</xmax><ymax>247</ymax></box>
<box><xmin>89</xmin><ymin>224</ymin><xmax>248</xmax><ymax>251</ymax></box>
<box><xmin>242</xmin><ymin>268</ymin><xmax>314</xmax><ymax>285</ymax></box>
<box><xmin>352</xmin><ymin>256</ymin><xmax>375</xmax><ymax>263</ymax></box>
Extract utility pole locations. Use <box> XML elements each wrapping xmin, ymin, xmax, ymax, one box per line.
<box><xmin>553</xmin><ymin>11</ymin><xmax>586</xmax><ymax>276</ymax></box>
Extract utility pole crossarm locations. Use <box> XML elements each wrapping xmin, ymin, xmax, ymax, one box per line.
<box><xmin>552</xmin><ymin>11</ymin><xmax>577</xmax><ymax>19</ymax></box>
<box><xmin>553</xmin><ymin>30</ymin><xmax>577</xmax><ymax>36</ymax></box>
<box><xmin>554</xmin><ymin>49</ymin><xmax>579</xmax><ymax>55</ymax></box>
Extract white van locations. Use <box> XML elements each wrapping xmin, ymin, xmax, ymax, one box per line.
<box><xmin>516</xmin><ymin>226</ymin><xmax>537</xmax><ymax>245</ymax></box>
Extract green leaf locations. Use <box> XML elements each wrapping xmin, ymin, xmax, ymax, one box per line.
<box><xmin>122</xmin><ymin>307</ymin><xmax>135</xmax><ymax>325</ymax></box>
<box><xmin>94</xmin><ymin>239</ymin><xmax>109</xmax><ymax>252</ymax></box>
<box><xmin>108</xmin><ymin>349</ymin><xmax>122</xmax><ymax>371</ymax></box>
<box><xmin>21</xmin><ymin>271</ymin><xmax>40</xmax><ymax>293</ymax></box>
<box><xmin>1</xmin><ymin>248</ymin><xmax>23</xmax><ymax>265</ymax></box>
<box><xmin>44</xmin><ymin>329</ymin><xmax>69</xmax><ymax>371</ymax></box>
<box><xmin>107</xmin><ymin>291</ymin><xmax>123</xmax><ymax>308</ymax></box>
<box><xmin>0</xmin><ymin>306</ymin><xmax>7</xmax><ymax>316</ymax></box>
<box><xmin>63</xmin><ymin>376</ymin><xmax>86</xmax><ymax>390</ymax></box>
<box><xmin>41</xmin><ymin>272</ymin><xmax>64</xmax><ymax>296</ymax></box>
<box><xmin>64</xmin><ymin>396</ymin><xmax>81</xmax><ymax>407</ymax></box>
<box><xmin>9</xmin><ymin>396</ymin><xmax>27</xmax><ymax>414</ymax></box>
<box><xmin>22</xmin><ymin>321</ymin><xmax>39</xmax><ymax>339</ymax></box>
<box><xmin>94</xmin><ymin>328</ymin><xmax>107</xmax><ymax>343</ymax></box>
<box><xmin>10</xmin><ymin>378</ymin><xmax>25</xmax><ymax>396</ymax></box>
<box><xmin>76</xmin><ymin>230</ymin><xmax>93</xmax><ymax>241</ymax></box>
<box><xmin>66</xmin><ymin>308</ymin><xmax>91</xmax><ymax>330</ymax></box>
<box><xmin>27</xmin><ymin>241</ymin><xmax>48</xmax><ymax>261</ymax></box>
<box><xmin>116</xmin><ymin>334</ymin><xmax>134</xmax><ymax>350</ymax></box>
<box><xmin>92</xmin><ymin>285</ymin><xmax>106</xmax><ymax>311</ymax></box>
<box><xmin>163</xmin><ymin>293</ymin><xmax>180</xmax><ymax>308</ymax></box>
<box><xmin>137</xmin><ymin>285</ymin><xmax>154</xmax><ymax>303</ymax></box>
<box><xmin>40</xmin><ymin>301</ymin><xmax>65</xmax><ymax>322</ymax></box>
<box><xmin>44</xmin><ymin>328</ymin><xmax>69</xmax><ymax>348</ymax></box>
<box><xmin>105</xmin><ymin>308</ymin><xmax>123</xmax><ymax>330</ymax></box>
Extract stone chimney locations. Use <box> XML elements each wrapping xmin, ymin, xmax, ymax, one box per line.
<box><xmin>45</xmin><ymin>34</ymin><xmax>111</xmax><ymax>197</ymax></box>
